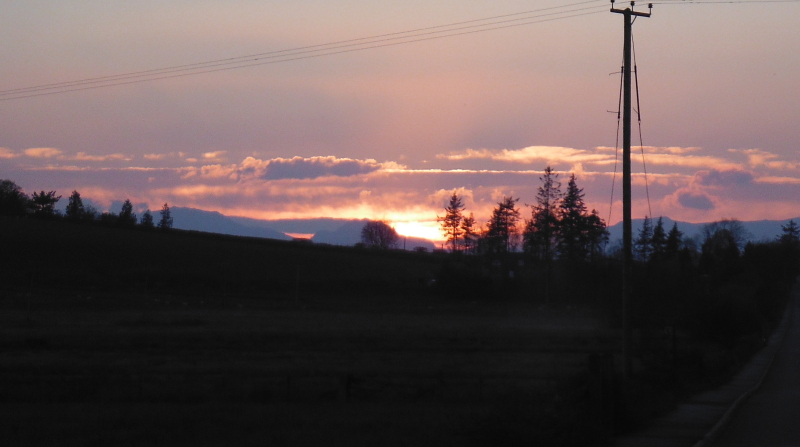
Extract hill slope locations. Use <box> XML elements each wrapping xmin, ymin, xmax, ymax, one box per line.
<box><xmin>170</xmin><ymin>207</ymin><xmax>291</xmax><ymax>240</ymax></box>
<box><xmin>1</xmin><ymin>218</ymin><xmax>441</xmax><ymax>298</ymax></box>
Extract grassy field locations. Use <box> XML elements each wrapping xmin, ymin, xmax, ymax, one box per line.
<box><xmin>0</xmin><ymin>292</ymin><xmax>616</xmax><ymax>446</ymax></box>
<box><xmin>1</xmin><ymin>218</ymin><xmax>622</xmax><ymax>445</ymax></box>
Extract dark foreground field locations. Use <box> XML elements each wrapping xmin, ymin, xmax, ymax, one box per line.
<box><xmin>0</xmin><ymin>292</ymin><xmax>614</xmax><ymax>446</ymax></box>
<box><xmin>1</xmin><ymin>218</ymin><xmax>617</xmax><ymax>446</ymax></box>
<box><xmin>5</xmin><ymin>218</ymin><xmax>794</xmax><ymax>446</ymax></box>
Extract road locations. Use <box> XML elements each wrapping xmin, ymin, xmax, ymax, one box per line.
<box><xmin>711</xmin><ymin>294</ymin><xmax>800</xmax><ymax>446</ymax></box>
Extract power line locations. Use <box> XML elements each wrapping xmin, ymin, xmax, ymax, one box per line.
<box><xmin>0</xmin><ymin>1</ymin><xmax>608</xmax><ymax>101</ymax></box>
<box><xmin>651</xmin><ymin>0</ymin><xmax>800</xmax><ymax>4</ymax></box>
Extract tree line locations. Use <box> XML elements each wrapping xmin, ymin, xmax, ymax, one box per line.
<box><xmin>0</xmin><ymin>179</ymin><xmax>173</xmax><ymax>229</ymax></box>
<box><xmin>437</xmin><ymin>166</ymin><xmax>609</xmax><ymax>263</ymax></box>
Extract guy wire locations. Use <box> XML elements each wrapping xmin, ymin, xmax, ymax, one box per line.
<box><xmin>632</xmin><ymin>31</ymin><xmax>653</xmax><ymax>219</ymax></box>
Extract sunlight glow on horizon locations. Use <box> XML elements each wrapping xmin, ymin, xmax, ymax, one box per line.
<box><xmin>392</xmin><ymin>220</ymin><xmax>443</xmax><ymax>242</ymax></box>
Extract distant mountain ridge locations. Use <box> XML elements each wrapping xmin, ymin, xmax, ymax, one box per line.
<box><xmin>311</xmin><ymin>219</ymin><xmax>436</xmax><ymax>251</ymax></box>
<box><xmin>171</xmin><ymin>206</ymin><xmax>797</xmax><ymax>250</ymax></box>
<box><xmin>170</xmin><ymin>207</ymin><xmax>291</xmax><ymax>241</ymax></box>
<box><xmin>172</xmin><ymin>208</ymin><xmax>435</xmax><ymax>250</ymax></box>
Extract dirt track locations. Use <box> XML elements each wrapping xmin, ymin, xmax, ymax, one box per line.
<box><xmin>711</xmin><ymin>291</ymin><xmax>800</xmax><ymax>446</ymax></box>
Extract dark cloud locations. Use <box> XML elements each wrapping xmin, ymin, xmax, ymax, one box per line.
<box><xmin>694</xmin><ymin>169</ymin><xmax>753</xmax><ymax>187</ymax></box>
<box><xmin>677</xmin><ymin>191</ymin><xmax>715</xmax><ymax>210</ymax></box>
<box><xmin>258</xmin><ymin>156</ymin><xmax>382</xmax><ymax>180</ymax></box>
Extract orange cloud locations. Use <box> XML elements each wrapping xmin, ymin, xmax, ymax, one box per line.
<box><xmin>24</xmin><ymin>147</ymin><xmax>63</xmax><ymax>158</ymax></box>
<box><xmin>0</xmin><ymin>148</ymin><xmax>18</xmax><ymax>159</ymax></box>
<box><xmin>71</xmin><ymin>152</ymin><xmax>130</xmax><ymax>162</ymax></box>
<box><xmin>428</xmin><ymin>187</ymin><xmax>476</xmax><ymax>209</ymax></box>
<box><xmin>202</xmin><ymin>151</ymin><xmax>227</xmax><ymax>161</ymax></box>
<box><xmin>756</xmin><ymin>176</ymin><xmax>800</xmax><ymax>185</ymax></box>
<box><xmin>602</xmin><ymin>146</ymin><xmax>702</xmax><ymax>155</ymax></box>
<box><xmin>437</xmin><ymin>145</ymin><xmax>737</xmax><ymax>172</ymax></box>
<box><xmin>438</xmin><ymin>146</ymin><xmax>613</xmax><ymax>165</ymax></box>
<box><xmin>731</xmin><ymin>148</ymin><xmax>800</xmax><ymax>170</ymax></box>
<box><xmin>642</xmin><ymin>153</ymin><xmax>741</xmax><ymax>170</ymax></box>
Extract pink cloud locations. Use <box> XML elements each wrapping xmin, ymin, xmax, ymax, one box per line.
<box><xmin>677</xmin><ymin>190</ymin><xmax>715</xmax><ymax>210</ymax></box>
<box><xmin>0</xmin><ymin>148</ymin><xmax>18</xmax><ymax>159</ymax></box>
<box><xmin>239</xmin><ymin>155</ymin><xmax>393</xmax><ymax>180</ymax></box>
<box><xmin>199</xmin><ymin>164</ymin><xmax>238</xmax><ymax>179</ymax></box>
<box><xmin>693</xmin><ymin>169</ymin><xmax>754</xmax><ymax>187</ymax></box>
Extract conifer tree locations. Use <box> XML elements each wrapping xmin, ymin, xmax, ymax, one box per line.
<box><xmin>460</xmin><ymin>212</ymin><xmax>478</xmax><ymax>254</ymax></box>
<box><xmin>65</xmin><ymin>190</ymin><xmax>85</xmax><ymax>220</ymax></box>
<box><xmin>557</xmin><ymin>174</ymin><xmax>588</xmax><ymax>262</ymax></box>
<box><xmin>438</xmin><ymin>191</ymin><xmax>465</xmax><ymax>253</ymax></box>
<box><xmin>140</xmin><ymin>210</ymin><xmax>154</xmax><ymax>228</ymax></box>
<box><xmin>779</xmin><ymin>220</ymin><xmax>800</xmax><ymax>246</ymax></box>
<box><xmin>486</xmin><ymin>196</ymin><xmax>521</xmax><ymax>253</ymax></box>
<box><xmin>119</xmin><ymin>199</ymin><xmax>137</xmax><ymax>226</ymax></box>
<box><xmin>634</xmin><ymin>216</ymin><xmax>653</xmax><ymax>261</ymax></box>
<box><xmin>158</xmin><ymin>203</ymin><xmax>173</xmax><ymax>229</ymax></box>
<box><xmin>665</xmin><ymin>222</ymin><xmax>683</xmax><ymax>257</ymax></box>
<box><xmin>523</xmin><ymin>166</ymin><xmax>561</xmax><ymax>262</ymax></box>
<box><xmin>651</xmin><ymin>217</ymin><xmax>667</xmax><ymax>259</ymax></box>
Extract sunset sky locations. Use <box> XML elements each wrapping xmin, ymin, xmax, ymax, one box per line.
<box><xmin>2</xmin><ymin>0</ymin><xmax>798</xmax><ymax>241</ymax></box>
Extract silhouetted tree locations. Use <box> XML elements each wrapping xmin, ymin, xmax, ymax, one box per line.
<box><xmin>523</xmin><ymin>167</ymin><xmax>561</xmax><ymax>261</ymax></box>
<box><xmin>665</xmin><ymin>222</ymin><xmax>683</xmax><ymax>258</ymax></box>
<box><xmin>0</xmin><ymin>179</ymin><xmax>30</xmax><ymax>217</ymax></box>
<box><xmin>586</xmin><ymin>209</ymin><xmax>609</xmax><ymax>262</ymax></box>
<box><xmin>65</xmin><ymin>190</ymin><xmax>85</xmax><ymax>220</ymax></box>
<box><xmin>486</xmin><ymin>196</ymin><xmax>520</xmax><ymax>253</ymax></box>
<box><xmin>557</xmin><ymin>173</ymin><xmax>588</xmax><ymax>262</ymax></box>
<box><xmin>777</xmin><ymin>220</ymin><xmax>800</xmax><ymax>278</ymax></box>
<box><xmin>779</xmin><ymin>220</ymin><xmax>799</xmax><ymax>246</ymax></box>
<box><xmin>30</xmin><ymin>190</ymin><xmax>61</xmax><ymax>218</ymax></box>
<box><xmin>700</xmin><ymin>221</ymin><xmax>742</xmax><ymax>279</ymax></box>
<box><xmin>461</xmin><ymin>212</ymin><xmax>478</xmax><ymax>254</ymax></box>
<box><xmin>118</xmin><ymin>199</ymin><xmax>137</xmax><ymax>226</ymax></box>
<box><xmin>99</xmin><ymin>211</ymin><xmax>118</xmax><ymax>224</ymax></box>
<box><xmin>438</xmin><ymin>191</ymin><xmax>465</xmax><ymax>253</ymax></box>
<box><xmin>82</xmin><ymin>205</ymin><xmax>99</xmax><ymax>222</ymax></box>
<box><xmin>650</xmin><ymin>217</ymin><xmax>667</xmax><ymax>260</ymax></box>
<box><xmin>158</xmin><ymin>203</ymin><xmax>173</xmax><ymax>230</ymax></box>
<box><xmin>140</xmin><ymin>210</ymin><xmax>154</xmax><ymax>228</ymax></box>
<box><xmin>361</xmin><ymin>220</ymin><xmax>399</xmax><ymax>249</ymax></box>
<box><xmin>701</xmin><ymin>219</ymin><xmax>749</xmax><ymax>251</ymax></box>
<box><xmin>634</xmin><ymin>216</ymin><xmax>653</xmax><ymax>261</ymax></box>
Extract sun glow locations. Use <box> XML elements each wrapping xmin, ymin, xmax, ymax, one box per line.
<box><xmin>392</xmin><ymin>220</ymin><xmax>442</xmax><ymax>242</ymax></box>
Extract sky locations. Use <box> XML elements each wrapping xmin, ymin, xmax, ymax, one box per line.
<box><xmin>1</xmin><ymin>0</ymin><xmax>799</xmax><ymax>241</ymax></box>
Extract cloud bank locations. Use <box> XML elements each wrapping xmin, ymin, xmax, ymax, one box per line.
<box><xmin>4</xmin><ymin>145</ymin><xmax>800</xmax><ymax>240</ymax></box>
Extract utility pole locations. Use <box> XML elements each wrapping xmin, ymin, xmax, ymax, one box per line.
<box><xmin>611</xmin><ymin>0</ymin><xmax>651</xmax><ymax>379</ymax></box>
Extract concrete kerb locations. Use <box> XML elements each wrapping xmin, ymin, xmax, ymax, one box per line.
<box><xmin>692</xmin><ymin>283</ymin><xmax>798</xmax><ymax>447</ymax></box>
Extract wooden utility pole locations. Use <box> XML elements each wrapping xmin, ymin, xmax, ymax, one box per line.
<box><xmin>611</xmin><ymin>0</ymin><xmax>651</xmax><ymax>379</ymax></box>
